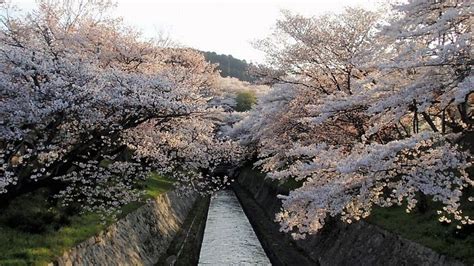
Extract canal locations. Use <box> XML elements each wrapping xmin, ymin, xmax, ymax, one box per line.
<box><xmin>198</xmin><ymin>190</ymin><xmax>271</xmax><ymax>265</ymax></box>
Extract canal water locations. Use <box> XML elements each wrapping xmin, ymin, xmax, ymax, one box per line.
<box><xmin>198</xmin><ymin>190</ymin><xmax>271</xmax><ymax>265</ymax></box>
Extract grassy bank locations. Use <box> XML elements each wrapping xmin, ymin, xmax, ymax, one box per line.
<box><xmin>0</xmin><ymin>173</ymin><xmax>174</xmax><ymax>266</ymax></box>
<box><xmin>368</xmin><ymin>197</ymin><xmax>474</xmax><ymax>264</ymax></box>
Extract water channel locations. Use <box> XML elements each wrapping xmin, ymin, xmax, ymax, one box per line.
<box><xmin>198</xmin><ymin>190</ymin><xmax>271</xmax><ymax>265</ymax></box>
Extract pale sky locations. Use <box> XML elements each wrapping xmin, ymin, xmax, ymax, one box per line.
<box><xmin>12</xmin><ymin>0</ymin><xmax>382</xmax><ymax>63</ymax></box>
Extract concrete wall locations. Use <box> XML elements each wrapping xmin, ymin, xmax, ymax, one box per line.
<box><xmin>236</xmin><ymin>167</ymin><xmax>464</xmax><ymax>266</ymax></box>
<box><xmin>52</xmin><ymin>190</ymin><xmax>197</xmax><ymax>266</ymax></box>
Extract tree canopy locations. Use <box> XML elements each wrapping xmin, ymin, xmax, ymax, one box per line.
<box><xmin>0</xmin><ymin>0</ymin><xmax>472</xmax><ymax>241</ymax></box>
<box><xmin>203</xmin><ymin>51</ymin><xmax>255</xmax><ymax>82</ymax></box>
<box><xmin>0</xmin><ymin>0</ymin><xmax>242</xmax><ymax>216</ymax></box>
<box><xmin>228</xmin><ymin>1</ymin><xmax>473</xmax><ymax>238</ymax></box>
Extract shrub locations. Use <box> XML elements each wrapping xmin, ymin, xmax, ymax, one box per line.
<box><xmin>0</xmin><ymin>188</ymin><xmax>69</xmax><ymax>233</ymax></box>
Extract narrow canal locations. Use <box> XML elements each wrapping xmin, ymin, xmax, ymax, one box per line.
<box><xmin>198</xmin><ymin>190</ymin><xmax>271</xmax><ymax>265</ymax></box>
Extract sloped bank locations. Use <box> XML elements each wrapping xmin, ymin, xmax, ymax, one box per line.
<box><xmin>233</xmin><ymin>166</ymin><xmax>464</xmax><ymax>266</ymax></box>
<box><xmin>51</xmin><ymin>190</ymin><xmax>197</xmax><ymax>266</ymax></box>
<box><xmin>157</xmin><ymin>195</ymin><xmax>211</xmax><ymax>265</ymax></box>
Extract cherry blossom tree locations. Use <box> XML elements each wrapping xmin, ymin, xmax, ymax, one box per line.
<box><xmin>232</xmin><ymin>1</ymin><xmax>473</xmax><ymax>238</ymax></box>
<box><xmin>0</xmin><ymin>0</ymin><xmax>240</xmax><ymax>216</ymax></box>
<box><xmin>309</xmin><ymin>0</ymin><xmax>473</xmax><ymax>136</ymax></box>
<box><xmin>275</xmin><ymin>132</ymin><xmax>472</xmax><ymax>239</ymax></box>
<box><xmin>253</xmin><ymin>7</ymin><xmax>379</xmax><ymax>94</ymax></box>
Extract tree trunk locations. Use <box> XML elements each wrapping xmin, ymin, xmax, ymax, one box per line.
<box><xmin>421</xmin><ymin>112</ymin><xmax>438</xmax><ymax>132</ymax></box>
<box><xmin>413</xmin><ymin>100</ymin><xmax>419</xmax><ymax>134</ymax></box>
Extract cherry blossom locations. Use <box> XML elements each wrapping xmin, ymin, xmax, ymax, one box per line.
<box><xmin>230</xmin><ymin>1</ymin><xmax>473</xmax><ymax>238</ymax></box>
<box><xmin>0</xmin><ymin>0</ymin><xmax>241</xmax><ymax>215</ymax></box>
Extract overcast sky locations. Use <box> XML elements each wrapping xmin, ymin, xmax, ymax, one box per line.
<box><xmin>12</xmin><ymin>0</ymin><xmax>382</xmax><ymax>63</ymax></box>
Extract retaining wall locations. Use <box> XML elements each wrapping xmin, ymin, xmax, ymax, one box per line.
<box><xmin>52</xmin><ymin>190</ymin><xmax>197</xmax><ymax>266</ymax></box>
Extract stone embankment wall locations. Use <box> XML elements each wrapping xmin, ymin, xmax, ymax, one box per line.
<box><xmin>52</xmin><ymin>190</ymin><xmax>197</xmax><ymax>266</ymax></box>
<box><xmin>235</xmin><ymin>167</ymin><xmax>464</xmax><ymax>266</ymax></box>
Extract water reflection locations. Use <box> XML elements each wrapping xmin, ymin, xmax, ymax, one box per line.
<box><xmin>198</xmin><ymin>190</ymin><xmax>271</xmax><ymax>265</ymax></box>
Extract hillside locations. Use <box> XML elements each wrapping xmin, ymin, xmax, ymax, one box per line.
<box><xmin>202</xmin><ymin>51</ymin><xmax>255</xmax><ymax>82</ymax></box>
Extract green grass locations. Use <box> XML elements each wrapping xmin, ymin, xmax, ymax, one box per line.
<box><xmin>0</xmin><ymin>213</ymin><xmax>106</xmax><ymax>266</ymax></box>
<box><xmin>0</xmin><ymin>173</ymin><xmax>174</xmax><ymax>266</ymax></box>
<box><xmin>367</xmin><ymin>195</ymin><xmax>474</xmax><ymax>264</ymax></box>
<box><xmin>142</xmin><ymin>173</ymin><xmax>174</xmax><ymax>199</ymax></box>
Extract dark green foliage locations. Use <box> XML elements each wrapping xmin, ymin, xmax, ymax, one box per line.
<box><xmin>202</xmin><ymin>51</ymin><xmax>255</xmax><ymax>82</ymax></box>
<box><xmin>368</xmin><ymin>188</ymin><xmax>474</xmax><ymax>264</ymax></box>
<box><xmin>235</xmin><ymin>91</ymin><xmax>257</xmax><ymax>112</ymax></box>
<box><xmin>237</xmin><ymin>164</ymin><xmax>303</xmax><ymax>195</ymax></box>
<box><xmin>0</xmin><ymin>188</ymin><xmax>70</xmax><ymax>234</ymax></box>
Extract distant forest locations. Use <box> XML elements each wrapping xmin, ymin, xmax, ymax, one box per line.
<box><xmin>202</xmin><ymin>51</ymin><xmax>255</xmax><ymax>82</ymax></box>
